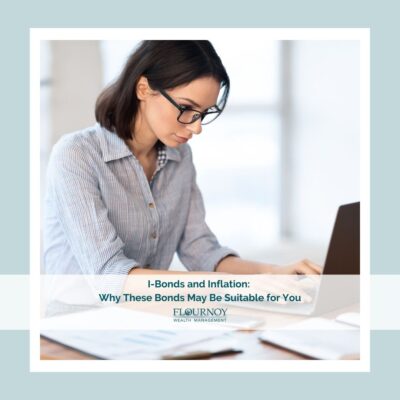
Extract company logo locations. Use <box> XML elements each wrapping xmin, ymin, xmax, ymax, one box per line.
<box><xmin>173</xmin><ymin>307</ymin><xmax>227</xmax><ymax>323</ymax></box>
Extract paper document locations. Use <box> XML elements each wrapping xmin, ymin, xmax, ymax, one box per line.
<box><xmin>41</xmin><ymin>306</ymin><xmax>232</xmax><ymax>359</ymax></box>
<box><xmin>259</xmin><ymin>318</ymin><xmax>360</xmax><ymax>360</ymax></box>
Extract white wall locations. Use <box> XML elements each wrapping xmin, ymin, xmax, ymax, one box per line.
<box><xmin>290</xmin><ymin>41</ymin><xmax>360</xmax><ymax>247</ymax></box>
<box><xmin>51</xmin><ymin>41</ymin><xmax>103</xmax><ymax>141</ymax></box>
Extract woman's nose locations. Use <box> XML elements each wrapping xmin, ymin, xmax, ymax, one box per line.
<box><xmin>190</xmin><ymin>118</ymin><xmax>202</xmax><ymax>135</ymax></box>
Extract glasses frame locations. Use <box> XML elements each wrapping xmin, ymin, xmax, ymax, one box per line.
<box><xmin>158</xmin><ymin>88</ymin><xmax>222</xmax><ymax>125</ymax></box>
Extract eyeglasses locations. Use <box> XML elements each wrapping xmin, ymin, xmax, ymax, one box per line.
<box><xmin>158</xmin><ymin>88</ymin><xmax>222</xmax><ymax>125</ymax></box>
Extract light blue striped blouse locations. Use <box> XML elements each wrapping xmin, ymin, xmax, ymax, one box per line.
<box><xmin>43</xmin><ymin>123</ymin><xmax>238</xmax><ymax>277</ymax></box>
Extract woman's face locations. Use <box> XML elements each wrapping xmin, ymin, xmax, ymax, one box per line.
<box><xmin>136</xmin><ymin>76</ymin><xmax>221</xmax><ymax>148</ymax></box>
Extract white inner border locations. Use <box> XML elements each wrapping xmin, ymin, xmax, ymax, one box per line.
<box><xmin>30</xmin><ymin>28</ymin><xmax>370</xmax><ymax>373</ymax></box>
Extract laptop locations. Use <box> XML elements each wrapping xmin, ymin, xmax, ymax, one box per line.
<box><xmin>230</xmin><ymin>202</ymin><xmax>360</xmax><ymax>316</ymax></box>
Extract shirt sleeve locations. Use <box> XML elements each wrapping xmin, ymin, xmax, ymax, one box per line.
<box><xmin>45</xmin><ymin>137</ymin><xmax>141</xmax><ymax>282</ymax></box>
<box><xmin>176</xmin><ymin>156</ymin><xmax>239</xmax><ymax>272</ymax></box>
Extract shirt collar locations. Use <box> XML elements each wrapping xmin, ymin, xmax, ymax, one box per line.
<box><xmin>95</xmin><ymin>123</ymin><xmax>181</xmax><ymax>163</ymax></box>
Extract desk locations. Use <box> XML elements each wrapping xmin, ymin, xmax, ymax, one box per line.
<box><xmin>40</xmin><ymin>304</ymin><xmax>359</xmax><ymax>360</ymax></box>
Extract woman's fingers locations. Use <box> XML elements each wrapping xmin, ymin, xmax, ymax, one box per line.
<box><xmin>255</xmin><ymin>275</ymin><xmax>313</xmax><ymax>303</ymax></box>
<box><xmin>302</xmin><ymin>259</ymin><xmax>322</xmax><ymax>274</ymax></box>
<box><xmin>295</xmin><ymin>259</ymin><xmax>322</xmax><ymax>275</ymax></box>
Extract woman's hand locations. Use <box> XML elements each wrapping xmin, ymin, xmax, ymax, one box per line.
<box><xmin>272</xmin><ymin>259</ymin><xmax>322</xmax><ymax>275</ymax></box>
<box><xmin>216</xmin><ymin>256</ymin><xmax>322</xmax><ymax>275</ymax></box>
<box><xmin>253</xmin><ymin>259</ymin><xmax>322</xmax><ymax>303</ymax></box>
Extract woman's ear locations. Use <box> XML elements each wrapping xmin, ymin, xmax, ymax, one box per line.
<box><xmin>136</xmin><ymin>76</ymin><xmax>151</xmax><ymax>100</ymax></box>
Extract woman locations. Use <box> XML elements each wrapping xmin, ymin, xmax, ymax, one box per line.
<box><xmin>43</xmin><ymin>40</ymin><xmax>320</xmax><ymax>285</ymax></box>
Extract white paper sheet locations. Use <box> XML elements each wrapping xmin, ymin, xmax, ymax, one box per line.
<box><xmin>259</xmin><ymin>318</ymin><xmax>360</xmax><ymax>360</ymax></box>
<box><xmin>41</xmin><ymin>306</ymin><xmax>232</xmax><ymax>359</ymax></box>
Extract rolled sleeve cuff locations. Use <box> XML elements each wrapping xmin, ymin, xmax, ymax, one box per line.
<box><xmin>102</xmin><ymin>254</ymin><xmax>141</xmax><ymax>276</ymax></box>
<box><xmin>191</xmin><ymin>247</ymin><xmax>240</xmax><ymax>272</ymax></box>
<box><xmin>94</xmin><ymin>255</ymin><xmax>141</xmax><ymax>297</ymax></box>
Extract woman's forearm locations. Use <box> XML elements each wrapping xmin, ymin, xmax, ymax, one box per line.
<box><xmin>128</xmin><ymin>267</ymin><xmax>227</xmax><ymax>275</ymax></box>
<box><xmin>127</xmin><ymin>256</ymin><xmax>320</xmax><ymax>277</ymax></box>
<box><xmin>215</xmin><ymin>256</ymin><xmax>276</xmax><ymax>274</ymax></box>
<box><xmin>128</xmin><ymin>256</ymin><xmax>277</xmax><ymax>276</ymax></box>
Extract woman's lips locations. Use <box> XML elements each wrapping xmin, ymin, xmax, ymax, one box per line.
<box><xmin>174</xmin><ymin>134</ymin><xmax>189</xmax><ymax>143</ymax></box>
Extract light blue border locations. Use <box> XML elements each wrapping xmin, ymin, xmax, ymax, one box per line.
<box><xmin>0</xmin><ymin>0</ymin><xmax>398</xmax><ymax>395</ymax></box>
<box><xmin>1</xmin><ymin>331</ymin><xmax>399</xmax><ymax>398</ymax></box>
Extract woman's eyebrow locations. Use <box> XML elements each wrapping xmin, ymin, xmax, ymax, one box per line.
<box><xmin>177</xmin><ymin>97</ymin><xmax>202</xmax><ymax>108</ymax></box>
<box><xmin>177</xmin><ymin>97</ymin><xmax>217</xmax><ymax>111</ymax></box>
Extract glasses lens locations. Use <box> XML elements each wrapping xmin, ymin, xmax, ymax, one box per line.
<box><xmin>201</xmin><ymin>111</ymin><xmax>221</xmax><ymax>125</ymax></box>
<box><xmin>178</xmin><ymin>109</ymin><xmax>221</xmax><ymax>125</ymax></box>
<box><xmin>178</xmin><ymin>110</ymin><xmax>202</xmax><ymax>124</ymax></box>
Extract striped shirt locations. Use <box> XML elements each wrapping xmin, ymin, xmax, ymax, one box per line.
<box><xmin>43</xmin><ymin>123</ymin><xmax>238</xmax><ymax>280</ymax></box>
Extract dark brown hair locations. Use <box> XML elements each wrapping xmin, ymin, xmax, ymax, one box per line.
<box><xmin>95</xmin><ymin>40</ymin><xmax>230</xmax><ymax>140</ymax></box>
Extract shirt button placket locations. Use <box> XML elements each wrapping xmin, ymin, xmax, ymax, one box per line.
<box><xmin>148</xmin><ymin>201</ymin><xmax>158</xmax><ymax>251</ymax></box>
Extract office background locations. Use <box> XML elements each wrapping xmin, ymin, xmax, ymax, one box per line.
<box><xmin>40</xmin><ymin>39</ymin><xmax>360</xmax><ymax>269</ymax></box>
